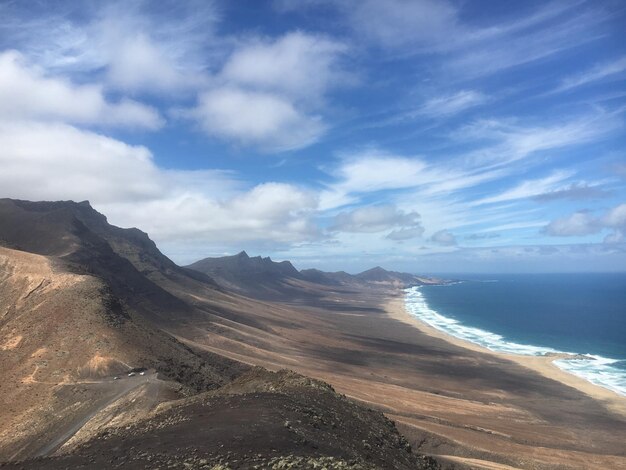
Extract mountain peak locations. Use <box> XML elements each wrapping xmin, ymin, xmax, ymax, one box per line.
<box><xmin>186</xmin><ymin>251</ymin><xmax>302</xmax><ymax>296</ymax></box>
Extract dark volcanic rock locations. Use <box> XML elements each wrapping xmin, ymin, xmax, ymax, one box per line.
<box><xmin>4</xmin><ymin>370</ymin><xmax>439</xmax><ymax>470</ymax></box>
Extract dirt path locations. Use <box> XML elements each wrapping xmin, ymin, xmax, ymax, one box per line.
<box><xmin>29</xmin><ymin>373</ymin><xmax>158</xmax><ymax>458</ymax></box>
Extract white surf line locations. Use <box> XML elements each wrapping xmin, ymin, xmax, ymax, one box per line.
<box><xmin>404</xmin><ymin>286</ymin><xmax>626</xmax><ymax>398</ymax></box>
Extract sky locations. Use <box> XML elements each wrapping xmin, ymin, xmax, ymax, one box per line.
<box><xmin>0</xmin><ymin>0</ymin><xmax>625</xmax><ymax>273</ymax></box>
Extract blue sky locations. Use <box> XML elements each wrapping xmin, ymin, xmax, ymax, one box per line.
<box><xmin>0</xmin><ymin>0</ymin><xmax>625</xmax><ymax>272</ymax></box>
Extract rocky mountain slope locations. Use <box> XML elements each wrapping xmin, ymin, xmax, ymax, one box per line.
<box><xmin>4</xmin><ymin>199</ymin><xmax>624</xmax><ymax>470</ymax></box>
<box><xmin>0</xmin><ymin>198</ymin><xmax>439</xmax><ymax>469</ymax></box>
<box><xmin>355</xmin><ymin>266</ymin><xmax>441</xmax><ymax>286</ymax></box>
<box><xmin>186</xmin><ymin>250</ymin><xmax>302</xmax><ymax>296</ymax></box>
<box><xmin>4</xmin><ymin>369</ymin><xmax>438</xmax><ymax>470</ymax></box>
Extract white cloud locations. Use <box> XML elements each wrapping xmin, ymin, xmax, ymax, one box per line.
<box><xmin>3</xmin><ymin>1</ymin><xmax>218</xmax><ymax>94</ymax></box>
<box><xmin>307</xmin><ymin>0</ymin><xmax>605</xmax><ymax>82</ymax></box>
<box><xmin>190</xmin><ymin>87</ymin><xmax>326</xmax><ymax>152</ymax></box>
<box><xmin>419</xmin><ymin>90</ymin><xmax>488</xmax><ymax>117</ymax></box>
<box><xmin>320</xmin><ymin>149</ymin><xmax>506</xmax><ymax>213</ymax></box>
<box><xmin>0</xmin><ymin>121</ymin><xmax>319</xmax><ymax>248</ymax></box>
<box><xmin>347</xmin><ymin>0</ymin><xmax>458</xmax><ymax>49</ymax></box>
<box><xmin>386</xmin><ymin>227</ymin><xmax>425</xmax><ymax>241</ymax></box>
<box><xmin>105</xmin><ymin>182</ymin><xmax>319</xmax><ymax>245</ymax></box>
<box><xmin>103</xmin><ymin>32</ymin><xmax>202</xmax><ymax>93</ymax></box>
<box><xmin>330</xmin><ymin>152</ymin><xmax>428</xmax><ymax>194</ymax></box>
<box><xmin>604</xmin><ymin>231</ymin><xmax>624</xmax><ymax>244</ymax></box>
<box><xmin>0</xmin><ymin>51</ymin><xmax>163</xmax><ymax>129</ymax></box>
<box><xmin>459</xmin><ymin>113</ymin><xmax>619</xmax><ymax>166</ymax></box>
<box><xmin>602</xmin><ymin>203</ymin><xmax>626</xmax><ymax>229</ymax></box>
<box><xmin>543</xmin><ymin>204</ymin><xmax>626</xmax><ymax>238</ymax></box>
<box><xmin>472</xmin><ymin>170</ymin><xmax>575</xmax><ymax>206</ymax></box>
<box><xmin>443</xmin><ymin>6</ymin><xmax>607</xmax><ymax>78</ymax></box>
<box><xmin>555</xmin><ymin>55</ymin><xmax>626</xmax><ymax>93</ymax></box>
<box><xmin>477</xmin><ymin>221</ymin><xmax>549</xmax><ymax>233</ymax></box>
<box><xmin>184</xmin><ymin>31</ymin><xmax>350</xmax><ymax>151</ymax></box>
<box><xmin>318</xmin><ymin>150</ymin><xmax>518</xmax><ymax>244</ymax></box>
<box><xmin>430</xmin><ymin>229</ymin><xmax>457</xmax><ymax>246</ymax></box>
<box><xmin>533</xmin><ymin>183</ymin><xmax>610</xmax><ymax>201</ymax></box>
<box><xmin>544</xmin><ymin>211</ymin><xmax>599</xmax><ymax>236</ymax></box>
<box><xmin>94</xmin><ymin>2</ymin><xmax>218</xmax><ymax>94</ymax></box>
<box><xmin>0</xmin><ymin>121</ymin><xmax>162</xmax><ymax>203</ymax></box>
<box><xmin>221</xmin><ymin>32</ymin><xmax>348</xmax><ymax>102</ymax></box>
<box><xmin>330</xmin><ymin>205</ymin><xmax>421</xmax><ymax>233</ymax></box>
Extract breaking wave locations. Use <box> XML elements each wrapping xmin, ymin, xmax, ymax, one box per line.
<box><xmin>405</xmin><ymin>286</ymin><xmax>626</xmax><ymax>397</ymax></box>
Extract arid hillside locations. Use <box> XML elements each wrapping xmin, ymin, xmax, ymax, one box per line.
<box><xmin>2</xmin><ymin>198</ymin><xmax>625</xmax><ymax>470</ymax></box>
<box><xmin>0</xmin><ymin>199</ymin><xmax>439</xmax><ymax>470</ymax></box>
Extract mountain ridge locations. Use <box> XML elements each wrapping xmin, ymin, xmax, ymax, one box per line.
<box><xmin>187</xmin><ymin>251</ymin><xmax>442</xmax><ymax>296</ymax></box>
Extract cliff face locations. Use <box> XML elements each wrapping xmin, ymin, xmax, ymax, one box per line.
<box><xmin>0</xmin><ymin>199</ymin><xmax>222</xmax><ymax>319</ymax></box>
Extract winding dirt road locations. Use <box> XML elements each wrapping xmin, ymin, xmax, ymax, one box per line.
<box><xmin>15</xmin><ymin>372</ymin><xmax>161</xmax><ymax>459</ymax></box>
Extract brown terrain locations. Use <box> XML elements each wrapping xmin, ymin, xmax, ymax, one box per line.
<box><xmin>0</xmin><ymin>198</ymin><xmax>625</xmax><ymax>469</ymax></box>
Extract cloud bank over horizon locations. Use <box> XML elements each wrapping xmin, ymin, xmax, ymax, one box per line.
<box><xmin>0</xmin><ymin>0</ymin><xmax>624</xmax><ymax>272</ymax></box>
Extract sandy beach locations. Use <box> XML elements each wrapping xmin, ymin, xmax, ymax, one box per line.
<box><xmin>384</xmin><ymin>294</ymin><xmax>626</xmax><ymax>418</ymax></box>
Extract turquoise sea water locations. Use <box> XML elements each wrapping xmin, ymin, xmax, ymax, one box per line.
<box><xmin>405</xmin><ymin>273</ymin><xmax>626</xmax><ymax>396</ymax></box>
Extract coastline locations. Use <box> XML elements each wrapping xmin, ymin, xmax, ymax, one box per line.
<box><xmin>385</xmin><ymin>293</ymin><xmax>626</xmax><ymax>418</ymax></box>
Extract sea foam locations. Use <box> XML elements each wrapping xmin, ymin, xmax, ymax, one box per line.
<box><xmin>405</xmin><ymin>286</ymin><xmax>626</xmax><ymax>397</ymax></box>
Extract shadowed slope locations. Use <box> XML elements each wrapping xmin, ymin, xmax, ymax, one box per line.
<box><xmin>0</xmin><ymin>200</ymin><xmax>248</xmax><ymax>461</ymax></box>
<box><xmin>186</xmin><ymin>250</ymin><xmax>303</xmax><ymax>296</ymax></box>
<box><xmin>0</xmin><ymin>199</ymin><xmax>439</xmax><ymax>469</ymax></box>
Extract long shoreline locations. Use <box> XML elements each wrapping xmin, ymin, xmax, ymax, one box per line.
<box><xmin>385</xmin><ymin>291</ymin><xmax>626</xmax><ymax>418</ymax></box>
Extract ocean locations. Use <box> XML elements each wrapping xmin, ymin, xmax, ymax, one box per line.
<box><xmin>404</xmin><ymin>273</ymin><xmax>626</xmax><ymax>397</ymax></box>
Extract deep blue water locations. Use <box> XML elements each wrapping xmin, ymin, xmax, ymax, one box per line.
<box><xmin>405</xmin><ymin>273</ymin><xmax>626</xmax><ymax>396</ymax></box>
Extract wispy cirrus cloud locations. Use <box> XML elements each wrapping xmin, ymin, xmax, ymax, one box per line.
<box><xmin>283</xmin><ymin>0</ymin><xmax>609</xmax><ymax>81</ymax></box>
<box><xmin>458</xmin><ymin>111</ymin><xmax>621</xmax><ymax>166</ymax></box>
<box><xmin>554</xmin><ymin>55</ymin><xmax>626</xmax><ymax>93</ymax></box>
<box><xmin>444</xmin><ymin>7</ymin><xmax>608</xmax><ymax>78</ymax></box>
<box><xmin>533</xmin><ymin>183</ymin><xmax>611</xmax><ymax>201</ymax></box>
<box><xmin>1</xmin><ymin>0</ymin><xmax>218</xmax><ymax>94</ymax></box>
<box><xmin>320</xmin><ymin>149</ymin><xmax>509</xmax><ymax>211</ymax></box>
<box><xmin>410</xmin><ymin>90</ymin><xmax>489</xmax><ymax>119</ymax></box>
<box><xmin>471</xmin><ymin>170</ymin><xmax>575</xmax><ymax>206</ymax></box>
